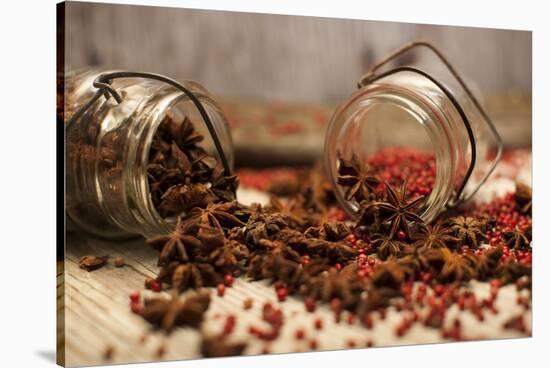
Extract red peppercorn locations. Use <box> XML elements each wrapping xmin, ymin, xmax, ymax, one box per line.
<box><xmin>314</xmin><ymin>318</ymin><xmax>323</xmax><ymax>330</ymax></box>
<box><xmin>304</xmin><ymin>297</ymin><xmax>316</xmax><ymax>313</ymax></box>
<box><xmin>277</xmin><ymin>288</ymin><xmax>287</xmax><ymax>302</ymax></box>
<box><xmin>397</xmin><ymin>230</ymin><xmax>407</xmax><ymax>241</ymax></box>
<box><xmin>149</xmin><ymin>280</ymin><xmax>162</xmax><ymax>293</ymax></box>
<box><xmin>129</xmin><ymin>291</ymin><xmax>140</xmax><ymax>303</ymax></box>
<box><xmin>224</xmin><ymin>274</ymin><xmax>234</xmax><ymax>287</ymax></box>
<box><xmin>130</xmin><ymin>302</ymin><xmax>141</xmax><ymax>314</ymax></box>
<box><xmin>294</xmin><ymin>329</ymin><xmax>305</xmax><ymax>340</ymax></box>
<box><xmin>217</xmin><ymin>283</ymin><xmax>226</xmax><ymax>297</ymax></box>
<box><xmin>347</xmin><ymin>340</ymin><xmax>356</xmax><ymax>348</ymax></box>
<box><xmin>309</xmin><ymin>339</ymin><xmax>318</xmax><ymax>350</ymax></box>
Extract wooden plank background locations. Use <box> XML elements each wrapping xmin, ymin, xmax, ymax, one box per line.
<box><xmin>63</xmin><ymin>2</ymin><xmax>531</xmax><ymax>104</ymax></box>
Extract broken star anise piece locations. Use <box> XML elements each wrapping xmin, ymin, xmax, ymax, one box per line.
<box><xmin>514</xmin><ymin>182</ymin><xmax>532</xmax><ymax>215</ymax></box>
<box><xmin>370</xmin><ymin>233</ymin><xmax>408</xmax><ymax>260</ymax></box>
<box><xmin>411</xmin><ymin>222</ymin><xmax>458</xmax><ymax>249</ymax></box>
<box><xmin>503</xmin><ymin>225</ymin><xmax>531</xmax><ymax>250</ymax></box>
<box><xmin>146</xmin><ymin>217</ymin><xmax>203</xmax><ymax>266</ymax></box>
<box><xmin>140</xmin><ymin>291</ymin><xmax>211</xmax><ymax>333</ymax></box>
<box><xmin>364</xmin><ymin>182</ymin><xmax>424</xmax><ymax>239</ymax></box>
<box><xmin>79</xmin><ymin>255</ymin><xmax>109</xmax><ymax>272</ymax></box>
<box><xmin>475</xmin><ymin>246</ymin><xmax>503</xmax><ymax>280</ymax></box>
<box><xmin>337</xmin><ymin>154</ymin><xmax>380</xmax><ymax>203</ymax></box>
<box><xmin>448</xmin><ymin>216</ymin><xmax>487</xmax><ymax>248</ymax></box>
<box><xmin>200</xmin><ymin>335</ymin><xmax>247</xmax><ymax>357</ymax></box>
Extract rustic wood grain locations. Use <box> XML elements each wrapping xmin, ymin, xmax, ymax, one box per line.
<box><xmin>60</xmin><ymin>216</ymin><xmax>531</xmax><ymax>366</ymax></box>
<box><xmin>63</xmin><ymin>2</ymin><xmax>531</xmax><ymax>104</ymax></box>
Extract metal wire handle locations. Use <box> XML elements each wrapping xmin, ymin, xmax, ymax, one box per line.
<box><xmin>357</xmin><ymin>41</ymin><xmax>503</xmax><ymax>206</ymax></box>
<box><xmin>66</xmin><ymin>71</ymin><xmax>232</xmax><ymax>176</ymax></box>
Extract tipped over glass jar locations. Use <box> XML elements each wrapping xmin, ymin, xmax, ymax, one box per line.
<box><xmin>324</xmin><ymin>42</ymin><xmax>503</xmax><ymax>223</ymax></box>
<box><xmin>62</xmin><ymin>70</ymin><xmax>234</xmax><ymax>239</ymax></box>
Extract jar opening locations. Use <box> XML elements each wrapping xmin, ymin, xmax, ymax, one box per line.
<box><xmin>325</xmin><ymin>83</ymin><xmax>459</xmax><ymax>223</ymax></box>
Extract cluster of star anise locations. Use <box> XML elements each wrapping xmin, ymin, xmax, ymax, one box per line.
<box><xmin>147</xmin><ymin>114</ymin><xmax>238</xmax><ymax>218</ymax></box>
<box><xmin>140</xmin><ymin>151</ymin><xmax>532</xmax><ymax>344</ymax></box>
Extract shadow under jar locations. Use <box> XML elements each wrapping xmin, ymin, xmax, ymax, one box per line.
<box><xmin>63</xmin><ymin>70</ymin><xmax>234</xmax><ymax>239</ymax></box>
<box><xmin>324</xmin><ymin>70</ymin><xmax>501</xmax><ymax>224</ymax></box>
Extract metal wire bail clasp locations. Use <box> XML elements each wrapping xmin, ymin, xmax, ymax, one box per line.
<box><xmin>357</xmin><ymin>41</ymin><xmax>503</xmax><ymax>208</ymax></box>
<box><xmin>66</xmin><ymin>71</ymin><xmax>233</xmax><ymax>176</ymax></box>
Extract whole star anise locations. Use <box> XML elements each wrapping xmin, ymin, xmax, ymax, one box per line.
<box><xmin>448</xmin><ymin>216</ymin><xmax>487</xmax><ymax>248</ymax></box>
<box><xmin>475</xmin><ymin>246</ymin><xmax>503</xmax><ymax>280</ymax></box>
<box><xmin>158</xmin><ymin>262</ymin><xmax>222</xmax><ymax>292</ymax></box>
<box><xmin>370</xmin><ymin>233</ymin><xmax>408</xmax><ymax>260</ymax></box>
<box><xmin>184</xmin><ymin>202</ymin><xmax>245</xmax><ymax>233</ymax></box>
<box><xmin>364</xmin><ymin>182</ymin><xmax>424</xmax><ymax>239</ymax></box>
<box><xmin>370</xmin><ymin>258</ymin><xmax>413</xmax><ymax>291</ymax></box>
<box><xmin>411</xmin><ymin>222</ymin><xmax>458</xmax><ymax>249</ymax></box>
<box><xmin>337</xmin><ymin>154</ymin><xmax>380</xmax><ymax>202</ymax></box>
<box><xmin>503</xmin><ymin>225</ymin><xmax>531</xmax><ymax>250</ymax></box>
<box><xmin>146</xmin><ymin>217</ymin><xmax>203</xmax><ymax>266</ymax></box>
<box><xmin>425</xmin><ymin>248</ymin><xmax>477</xmax><ymax>282</ymax></box>
<box><xmin>304</xmin><ymin>221</ymin><xmax>351</xmax><ymax>242</ymax></box>
<box><xmin>301</xmin><ymin>264</ymin><xmax>364</xmax><ymax>308</ymax></box>
<box><xmin>140</xmin><ymin>291</ymin><xmax>210</xmax><ymax>332</ymax></box>
<box><xmin>514</xmin><ymin>182</ymin><xmax>532</xmax><ymax>215</ymax></box>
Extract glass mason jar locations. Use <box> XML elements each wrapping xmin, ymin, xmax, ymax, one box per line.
<box><xmin>63</xmin><ymin>69</ymin><xmax>234</xmax><ymax>239</ymax></box>
<box><xmin>324</xmin><ymin>42</ymin><xmax>502</xmax><ymax>223</ymax></box>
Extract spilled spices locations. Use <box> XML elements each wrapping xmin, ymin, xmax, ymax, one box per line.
<box><xmin>130</xmin><ymin>130</ymin><xmax>532</xmax><ymax>357</ymax></box>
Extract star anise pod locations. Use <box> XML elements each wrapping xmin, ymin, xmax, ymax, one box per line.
<box><xmin>146</xmin><ymin>217</ymin><xmax>203</xmax><ymax>266</ymax></box>
<box><xmin>497</xmin><ymin>261</ymin><xmax>531</xmax><ymax>285</ymax></box>
<box><xmin>140</xmin><ymin>291</ymin><xmax>210</xmax><ymax>333</ymax></box>
<box><xmin>299</xmin><ymin>162</ymin><xmax>336</xmax><ymax>213</ymax></box>
<box><xmin>199</xmin><ymin>239</ymin><xmax>250</xmax><ymax>274</ymax></box>
<box><xmin>355</xmin><ymin>286</ymin><xmax>400</xmax><ymax>316</ymax></box>
<box><xmin>200</xmin><ymin>335</ymin><xmax>246</xmax><ymax>357</ymax></box>
<box><xmin>364</xmin><ymin>182</ymin><xmax>424</xmax><ymax>239</ymax></box>
<box><xmin>301</xmin><ymin>264</ymin><xmax>364</xmax><ymax>308</ymax></box>
<box><xmin>158</xmin><ymin>262</ymin><xmax>222</xmax><ymax>292</ymax></box>
<box><xmin>448</xmin><ymin>216</ymin><xmax>487</xmax><ymax>248</ymax></box>
<box><xmin>514</xmin><ymin>182</ymin><xmax>532</xmax><ymax>215</ymax></box>
<box><xmin>268</xmin><ymin>196</ymin><xmax>311</xmax><ymax>231</ymax></box>
<box><xmin>425</xmin><ymin>248</ymin><xmax>477</xmax><ymax>282</ymax></box>
<box><xmin>210</xmin><ymin>167</ymin><xmax>238</xmax><ymax>203</ymax></box>
<box><xmin>305</xmin><ymin>239</ymin><xmax>358</xmax><ymax>264</ymax></box>
<box><xmin>172</xmin><ymin>115</ymin><xmax>204</xmax><ymax>150</ymax></box>
<box><xmin>399</xmin><ymin>246</ymin><xmax>432</xmax><ymax>273</ymax></box>
<box><xmin>503</xmin><ymin>225</ymin><xmax>531</xmax><ymax>250</ymax></box>
<box><xmin>169</xmin><ymin>141</ymin><xmax>192</xmax><ymax>174</ymax></box>
<box><xmin>184</xmin><ymin>202</ymin><xmax>245</xmax><ymax>233</ymax></box>
<box><xmin>370</xmin><ymin>258</ymin><xmax>413</xmax><ymax>291</ymax></box>
<box><xmin>157</xmin><ymin>183</ymin><xmax>215</xmax><ymax>217</ymax></box>
<box><xmin>337</xmin><ymin>154</ymin><xmax>380</xmax><ymax>202</ymax></box>
<box><xmin>411</xmin><ymin>222</ymin><xmax>458</xmax><ymax>249</ymax></box>
<box><xmin>370</xmin><ymin>233</ymin><xmax>408</xmax><ymax>260</ymax></box>
<box><xmin>475</xmin><ymin>246</ymin><xmax>503</xmax><ymax>280</ymax></box>
<box><xmin>304</xmin><ymin>221</ymin><xmax>351</xmax><ymax>242</ymax></box>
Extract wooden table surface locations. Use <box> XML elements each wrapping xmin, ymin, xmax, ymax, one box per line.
<box><xmin>57</xmin><ymin>153</ymin><xmax>533</xmax><ymax>367</ymax></box>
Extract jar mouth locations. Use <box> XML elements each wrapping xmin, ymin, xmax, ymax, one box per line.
<box><xmin>325</xmin><ymin>83</ymin><xmax>459</xmax><ymax>224</ymax></box>
<box><xmin>132</xmin><ymin>86</ymin><xmax>235</xmax><ymax>237</ymax></box>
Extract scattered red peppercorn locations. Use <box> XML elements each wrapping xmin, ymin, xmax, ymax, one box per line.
<box><xmin>294</xmin><ymin>329</ymin><xmax>305</xmax><ymax>340</ymax></box>
<box><xmin>243</xmin><ymin>298</ymin><xmax>253</xmax><ymax>310</ymax></box>
<box><xmin>129</xmin><ymin>291</ymin><xmax>140</xmax><ymax>303</ymax></box>
<box><xmin>277</xmin><ymin>288</ymin><xmax>288</xmax><ymax>302</ymax></box>
<box><xmin>224</xmin><ymin>274</ymin><xmax>234</xmax><ymax>287</ymax></box>
<box><xmin>217</xmin><ymin>283</ymin><xmax>226</xmax><ymax>297</ymax></box>
<box><xmin>304</xmin><ymin>297</ymin><xmax>316</xmax><ymax>313</ymax></box>
<box><xmin>314</xmin><ymin>318</ymin><xmax>323</xmax><ymax>330</ymax></box>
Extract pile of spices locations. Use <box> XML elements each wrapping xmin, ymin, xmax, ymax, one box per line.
<box><xmin>109</xmin><ymin>115</ymin><xmax>530</xmax><ymax>357</ymax></box>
